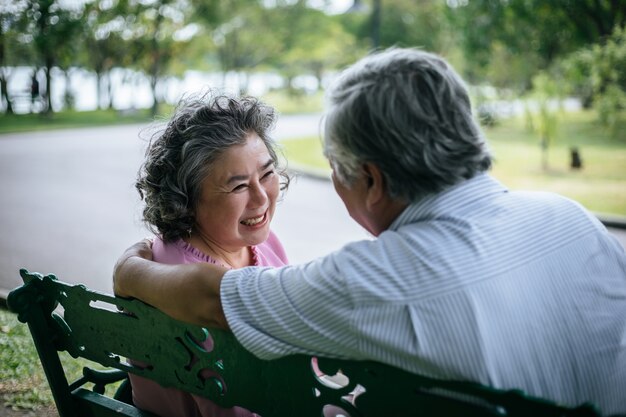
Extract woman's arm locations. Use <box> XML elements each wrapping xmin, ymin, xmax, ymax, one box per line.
<box><xmin>113</xmin><ymin>239</ymin><xmax>229</xmax><ymax>329</ymax></box>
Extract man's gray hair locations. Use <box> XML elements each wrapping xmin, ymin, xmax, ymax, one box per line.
<box><xmin>324</xmin><ymin>48</ymin><xmax>492</xmax><ymax>202</ymax></box>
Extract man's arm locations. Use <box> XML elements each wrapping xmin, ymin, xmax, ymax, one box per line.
<box><xmin>113</xmin><ymin>240</ymin><xmax>229</xmax><ymax>329</ymax></box>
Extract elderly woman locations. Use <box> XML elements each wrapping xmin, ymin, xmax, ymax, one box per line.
<box><xmin>130</xmin><ymin>92</ymin><xmax>289</xmax><ymax>417</ymax></box>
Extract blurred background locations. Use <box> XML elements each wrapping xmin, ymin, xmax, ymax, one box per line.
<box><xmin>1</xmin><ymin>0</ymin><xmax>625</xmax><ymax>288</ymax></box>
<box><xmin>1</xmin><ymin>1</ymin><xmax>625</xmax><ymax>414</ymax></box>
<box><xmin>1</xmin><ymin>0</ymin><xmax>624</xmax><ymax>206</ymax></box>
<box><xmin>2</xmin><ymin>0</ymin><xmax>626</xmax><ymax>130</ymax></box>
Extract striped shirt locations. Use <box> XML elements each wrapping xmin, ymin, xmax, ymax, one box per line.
<box><xmin>221</xmin><ymin>173</ymin><xmax>626</xmax><ymax>414</ymax></box>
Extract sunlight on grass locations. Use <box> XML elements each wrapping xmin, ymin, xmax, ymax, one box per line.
<box><xmin>280</xmin><ymin>136</ymin><xmax>327</xmax><ymax>169</ymax></box>
<box><xmin>261</xmin><ymin>90</ymin><xmax>324</xmax><ymax>115</ymax></box>
<box><xmin>281</xmin><ymin>110</ymin><xmax>626</xmax><ymax>216</ymax></box>
<box><xmin>0</xmin><ymin>109</ymin><xmax>154</xmax><ymax>134</ymax></box>
<box><xmin>1</xmin><ymin>308</ymin><xmax>122</xmax><ymax>412</ymax></box>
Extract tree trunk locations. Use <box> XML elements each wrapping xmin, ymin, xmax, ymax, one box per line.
<box><xmin>150</xmin><ymin>75</ymin><xmax>159</xmax><ymax>117</ymax></box>
<box><xmin>238</xmin><ymin>72</ymin><xmax>249</xmax><ymax>96</ymax></box>
<box><xmin>371</xmin><ymin>0</ymin><xmax>382</xmax><ymax>49</ymax></box>
<box><xmin>63</xmin><ymin>69</ymin><xmax>74</xmax><ymax>111</ymax></box>
<box><xmin>44</xmin><ymin>58</ymin><xmax>53</xmax><ymax>114</ymax></box>
<box><xmin>94</xmin><ymin>70</ymin><xmax>100</xmax><ymax>109</ymax></box>
<box><xmin>0</xmin><ymin>72</ymin><xmax>13</xmax><ymax>115</ymax></box>
<box><xmin>314</xmin><ymin>68</ymin><xmax>323</xmax><ymax>91</ymax></box>
<box><xmin>106</xmin><ymin>71</ymin><xmax>114</xmax><ymax>110</ymax></box>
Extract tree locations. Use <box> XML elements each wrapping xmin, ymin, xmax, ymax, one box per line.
<box><xmin>19</xmin><ymin>0</ymin><xmax>83</xmax><ymax>114</ymax></box>
<box><xmin>528</xmin><ymin>72</ymin><xmax>562</xmax><ymax>170</ymax></box>
<box><xmin>209</xmin><ymin>1</ymin><xmax>286</xmax><ymax>94</ymax></box>
<box><xmin>130</xmin><ymin>0</ymin><xmax>198</xmax><ymax>116</ymax></box>
<box><xmin>0</xmin><ymin>1</ymin><xmax>32</xmax><ymax>114</ymax></box>
<box><xmin>447</xmin><ymin>0</ymin><xmax>626</xmax><ymax>90</ymax></box>
<box><xmin>564</xmin><ymin>25</ymin><xmax>626</xmax><ymax>137</ymax></box>
<box><xmin>80</xmin><ymin>0</ymin><xmax>132</xmax><ymax>110</ymax></box>
<box><xmin>273</xmin><ymin>7</ymin><xmax>362</xmax><ymax>93</ymax></box>
<box><xmin>339</xmin><ymin>0</ymin><xmax>449</xmax><ymax>53</ymax></box>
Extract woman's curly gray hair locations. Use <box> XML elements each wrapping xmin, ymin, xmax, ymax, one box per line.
<box><xmin>137</xmin><ymin>92</ymin><xmax>289</xmax><ymax>242</ymax></box>
<box><xmin>324</xmin><ymin>48</ymin><xmax>492</xmax><ymax>202</ymax></box>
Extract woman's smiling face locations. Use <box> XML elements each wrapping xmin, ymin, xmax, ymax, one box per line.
<box><xmin>193</xmin><ymin>132</ymin><xmax>279</xmax><ymax>251</ymax></box>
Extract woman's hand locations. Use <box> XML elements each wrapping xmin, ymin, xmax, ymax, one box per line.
<box><xmin>112</xmin><ymin>238</ymin><xmax>229</xmax><ymax>328</ymax></box>
<box><xmin>113</xmin><ymin>238</ymin><xmax>154</xmax><ymax>297</ymax></box>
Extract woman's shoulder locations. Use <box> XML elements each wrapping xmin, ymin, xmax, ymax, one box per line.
<box><xmin>253</xmin><ymin>230</ymin><xmax>289</xmax><ymax>266</ymax></box>
<box><xmin>153</xmin><ymin>236</ymin><xmax>216</xmax><ymax>265</ymax></box>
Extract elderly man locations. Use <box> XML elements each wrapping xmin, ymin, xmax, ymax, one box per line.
<box><xmin>114</xmin><ymin>48</ymin><xmax>626</xmax><ymax>414</ymax></box>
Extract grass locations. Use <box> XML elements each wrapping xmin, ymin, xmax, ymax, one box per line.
<box><xmin>0</xmin><ymin>108</ymin><xmax>154</xmax><ymax>134</ymax></box>
<box><xmin>1</xmin><ymin>103</ymin><xmax>624</xmax><ymax>215</ymax></box>
<box><xmin>0</xmin><ymin>307</ymin><xmax>120</xmax><ymax>413</ymax></box>
<box><xmin>0</xmin><ymin>90</ymin><xmax>324</xmax><ymax>135</ymax></box>
<box><xmin>261</xmin><ymin>90</ymin><xmax>324</xmax><ymax>115</ymax></box>
<box><xmin>1</xmin><ymin>307</ymin><xmax>55</xmax><ymax>411</ymax></box>
<box><xmin>281</xmin><ymin>110</ymin><xmax>626</xmax><ymax>216</ymax></box>
<box><xmin>487</xmin><ymin>112</ymin><xmax>626</xmax><ymax>215</ymax></box>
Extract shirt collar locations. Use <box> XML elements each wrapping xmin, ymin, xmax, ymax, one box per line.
<box><xmin>388</xmin><ymin>173</ymin><xmax>508</xmax><ymax>231</ymax></box>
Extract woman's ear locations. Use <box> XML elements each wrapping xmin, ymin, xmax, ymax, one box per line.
<box><xmin>362</xmin><ymin>162</ymin><xmax>386</xmax><ymax>211</ymax></box>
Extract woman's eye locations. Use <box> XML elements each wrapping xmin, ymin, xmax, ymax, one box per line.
<box><xmin>262</xmin><ymin>170</ymin><xmax>275</xmax><ymax>180</ymax></box>
<box><xmin>232</xmin><ymin>184</ymin><xmax>248</xmax><ymax>192</ymax></box>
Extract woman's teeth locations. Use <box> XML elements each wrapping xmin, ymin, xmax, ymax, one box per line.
<box><xmin>241</xmin><ymin>214</ymin><xmax>264</xmax><ymax>226</ymax></box>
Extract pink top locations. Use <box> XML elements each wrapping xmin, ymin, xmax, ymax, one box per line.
<box><xmin>130</xmin><ymin>231</ymin><xmax>288</xmax><ymax>417</ymax></box>
<box><xmin>151</xmin><ymin>231</ymin><xmax>288</xmax><ymax>269</ymax></box>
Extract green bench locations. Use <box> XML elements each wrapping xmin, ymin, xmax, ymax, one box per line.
<box><xmin>7</xmin><ymin>269</ymin><xmax>602</xmax><ymax>417</ymax></box>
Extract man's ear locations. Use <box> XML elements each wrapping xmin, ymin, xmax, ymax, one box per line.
<box><xmin>362</xmin><ymin>162</ymin><xmax>386</xmax><ymax>211</ymax></box>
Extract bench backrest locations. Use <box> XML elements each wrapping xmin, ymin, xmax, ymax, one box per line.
<box><xmin>7</xmin><ymin>269</ymin><xmax>601</xmax><ymax>417</ymax></box>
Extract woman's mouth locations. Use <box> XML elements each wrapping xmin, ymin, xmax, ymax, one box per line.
<box><xmin>240</xmin><ymin>212</ymin><xmax>266</xmax><ymax>226</ymax></box>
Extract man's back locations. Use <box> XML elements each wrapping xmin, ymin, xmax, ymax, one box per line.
<box><xmin>342</xmin><ymin>174</ymin><xmax>626</xmax><ymax>413</ymax></box>
<box><xmin>223</xmin><ymin>174</ymin><xmax>626</xmax><ymax>414</ymax></box>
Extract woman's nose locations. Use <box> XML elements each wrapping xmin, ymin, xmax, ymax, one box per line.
<box><xmin>249</xmin><ymin>182</ymin><xmax>269</xmax><ymax>208</ymax></box>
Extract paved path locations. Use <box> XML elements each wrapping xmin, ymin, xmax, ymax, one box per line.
<box><xmin>0</xmin><ymin>115</ymin><xmax>365</xmax><ymax>298</ymax></box>
<box><xmin>0</xmin><ymin>116</ymin><xmax>624</xmax><ymax>299</ymax></box>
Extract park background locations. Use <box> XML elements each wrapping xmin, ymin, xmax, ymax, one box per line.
<box><xmin>2</xmin><ymin>0</ymin><xmax>625</xmax><ymax>214</ymax></box>
<box><xmin>1</xmin><ymin>0</ymin><xmax>625</xmax><ymax>415</ymax></box>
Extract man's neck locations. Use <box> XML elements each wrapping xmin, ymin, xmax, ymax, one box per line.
<box><xmin>369</xmin><ymin>198</ymin><xmax>409</xmax><ymax>236</ymax></box>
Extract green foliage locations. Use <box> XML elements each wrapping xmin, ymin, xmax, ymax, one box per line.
<box><xmin>18</xmin><ymin>0</ymin><xmax>85</xmax><ymax>113</ymax></box>
<box><xmin>566</xmin><ymin>26</ymin><xmax>626</xmax><ymax>137</ymax></box>
<box><xmin>377</xmin><ymin>0</ymin><xmax>448</xmax><ymax>51</ymax></box>
<box><xmin>525</xmin><ymin>71</ymin><xmax>567</xmax><ymax>170</ymax></box>
<box><xmin>448</xmin><ymin>0</ymin><xmax>626</xmax><ymax>89</ymax></box>
<box><xmin>339</xmin><ymin>0</ymin><xmax>451</xmax><ymax>54</ymax></box>
<box><xmin>273</xmin><ymin>7</ymin><xmax>363</xmax><ymax>88</ymax></box>
<box><xmin>591</xmin><ymin>27</ymin><xmax>626</xmax><ymax>135</ymax></box>
<box><xmin>483</xmin><ymin>42</ymin><xmax>540</xmax><ymax>91</ymax></box>
<box><xmin>80</xmin><ymin>1</ymin><xmax>134</xmax><ymax>110</ymax></box>
<box><xmin>211</xmin><ymin>3</ymin><xmax>281</xmax><ymax>82</ymax></box>
<box><xmin>595</xmin><ymin>85</ymin><xmax>626</xmax><ymax>137</ymax></box>
<box><xmin>1</xmin><ymin>0</ymin><xmax>625</xmax><ymax>123</ymax></box>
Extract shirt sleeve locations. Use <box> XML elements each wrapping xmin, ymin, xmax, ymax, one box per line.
<box><xmin>220</xmin><ymin>254</ymin><xmax>363</xmax><ymax>360</ymax></box>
